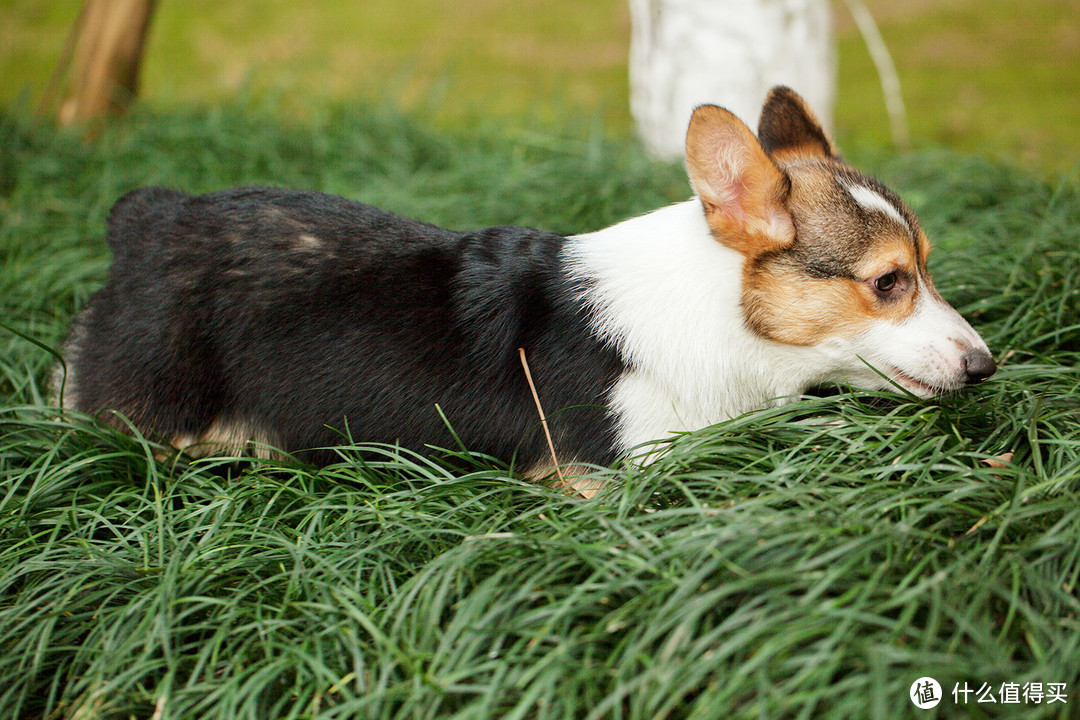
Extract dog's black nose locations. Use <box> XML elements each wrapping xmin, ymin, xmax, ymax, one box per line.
<box><xmin>963</xmin><ymin>349</ymin><xmax>997</xmax><ymax>384</ymax></box>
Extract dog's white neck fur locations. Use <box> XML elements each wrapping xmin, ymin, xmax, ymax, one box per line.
<box><xmin>566</xmin><ymin>200</ymin><xmax>839</xmax><ymax>456</ymax></box>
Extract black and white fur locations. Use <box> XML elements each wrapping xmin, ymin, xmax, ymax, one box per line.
<box><xmin>57</xmin><ymin>87</ymin><xmax>996</xmax><ymax>477</ymax></box>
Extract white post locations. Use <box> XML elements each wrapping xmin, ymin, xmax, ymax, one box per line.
<box><xmin>629</xmin><ymin>0</ymin><xmax>835</xmax><ymax>159</ymax></box>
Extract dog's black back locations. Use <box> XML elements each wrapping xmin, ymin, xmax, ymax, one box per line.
<box><xmin>64</xmin><ymin>186</ymin><xmax>624</xmax><ymax>467</ymax></box>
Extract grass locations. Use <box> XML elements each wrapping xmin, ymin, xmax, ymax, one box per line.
<box><xmin>1</xmin><ymin>103</ymin><xmax>1080</xmax><ymax>719</ymax></box>
<box><xmin>2</xmin><ymin>0</ymin><xmax>1078</xmax><ymax>174</ymax></box>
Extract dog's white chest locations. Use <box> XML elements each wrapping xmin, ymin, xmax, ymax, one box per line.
<box><xmin>605</xmin><ymin>353</ymin><xmax>812</xmax><ymax>457</ymax></box>
<box><xmin>565</xmin><ymin>201</ymin><xmax>818</xmax><ymax>457</ymax></box>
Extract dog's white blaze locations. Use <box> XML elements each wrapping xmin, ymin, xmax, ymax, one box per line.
<box><xmin>844</xmin><ymin>182</ymin><xmax>910</xmax><ymax>231</ymax></box>
<box><xmin>565</xmin><ymin>200</ymin><xmax>843</xmax><ymax>455</ymax></box>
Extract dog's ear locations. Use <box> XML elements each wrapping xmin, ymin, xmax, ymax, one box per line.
<box><xmin>757</xmin><ymin>86</ymin><xmax>837</xmax><ymax>161</ymax></box>
<box><xmin>685</xmin><ymin>104</ymin><xmax>795</xmax><ymax>257</ymax></box>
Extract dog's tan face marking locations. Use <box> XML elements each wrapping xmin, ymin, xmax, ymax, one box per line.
<box><xmin>737</xmin><ymin>158</ymin><xmax>932</xmax><ymax>346</ymax></box>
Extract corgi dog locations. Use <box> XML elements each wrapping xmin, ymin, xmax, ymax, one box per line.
<box><xmin>57</xmin><ymin>87</ymin><xmax>995</xmax><ymax>481</ymax></box>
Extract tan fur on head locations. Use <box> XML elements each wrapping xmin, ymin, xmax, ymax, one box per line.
<box><xmin>742</xmin><ymin>162</ymin><xmax>925</xmax><ymax>345</ymax></box>
<box><xmin>742</xmin><ymin>252</ymin><xmax>920</xmax><ymax>346</ymax></box>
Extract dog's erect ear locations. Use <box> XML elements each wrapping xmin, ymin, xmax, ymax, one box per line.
<box><xmin>757</xmin><ymin>86</ymin><xmax>837</xmax><ymax>161</ymax></box>
<box><xmin>685</xmin><ymin>104</ymin><xmax>795</xmax><ymax>257</ymax></box>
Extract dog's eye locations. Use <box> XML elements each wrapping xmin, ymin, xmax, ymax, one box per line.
<box><xmin>875</xmin><ymin>272</ymin><xmax>898</xmax><ymax>293</ymax></box>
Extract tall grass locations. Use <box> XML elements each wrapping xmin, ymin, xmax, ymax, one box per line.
<box><xmin>1</xmin><ymin>103</ymin><xmax>1078</xmax><ymax>719</ymax></box>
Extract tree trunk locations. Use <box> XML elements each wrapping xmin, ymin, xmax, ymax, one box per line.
<box><xmin>53</xmin><ymin>0</ymin><xmax>158</xmax><ymax>126</ymax></box>
<box><xmin>629</xmin><ymin>0</ymin><xmax>834</xmax><ymax>159</ymax></box>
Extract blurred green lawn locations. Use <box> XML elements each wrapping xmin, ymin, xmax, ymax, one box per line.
<box><xmin>1</xmin><ymin>0</ymin><xmax>1078</xmax><ymax>174</ymax></box>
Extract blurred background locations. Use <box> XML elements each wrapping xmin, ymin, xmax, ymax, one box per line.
<box><xmin>1</xmin><ymin>0</ymin><xmax>1077</xmax><ymax>175</ymax></box>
